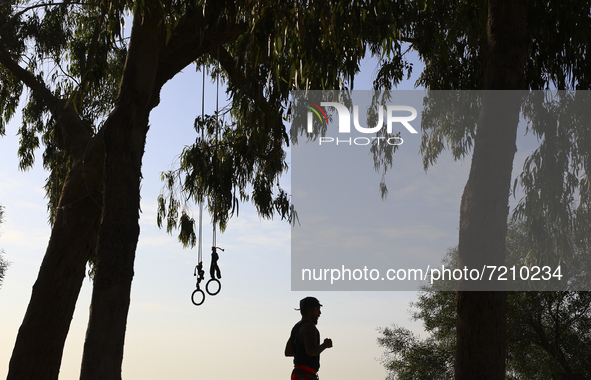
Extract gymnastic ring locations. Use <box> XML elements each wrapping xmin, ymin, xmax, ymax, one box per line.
<box><xmin>191</xmin><ymin>289</ymin><xmax>205</xmax><ymax>306</ymax></box>
<box><xmin>206</xmin><ymin>278</ymin><xmax>221</xmax><ymax>296</ymax></box>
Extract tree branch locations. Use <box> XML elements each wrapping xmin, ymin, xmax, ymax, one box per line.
<box><xmin>399</xmin><ymin>36</ymin><xmax>421</xmax><ymax>45</ymax></box>
<box><xmin>150</xmin><ymin>15</ymin><xmax>246</xmax><ymax>109</ymax></box>
<box><xmin>214</xmin><ymin>45</ymin><xmax>288</xmax><ymax>158</ymax></box>
<box><xmin>0</xmin><ymin>42</ymin><xmax>59</xmax><ymax>110</ymax></box>
<box><xmin>115</xmin><ymin>0</ymin><xmax>164</xmax><ymax>113</ymax></box>
<box><xmin>79</xmin><ymin>8</ymin><xmax>106</xmax><ymax>94</ymax></box>
<box><xmin>0</xmin><ymin>1</ymin><xmax>83</xmax><ymax>34</ymax></box>
<box><xmin>0</xmin><ymin>39</ymin><xmax>91</xmax><ymax>158</ymax></box>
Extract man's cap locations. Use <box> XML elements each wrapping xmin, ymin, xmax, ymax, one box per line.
<box><xmin>296</xmin><ymin>296</ymin><xmax>322</xmax><ymax>310</ymax></box>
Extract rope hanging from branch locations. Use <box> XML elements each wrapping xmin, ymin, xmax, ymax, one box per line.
<box><xmin>191</xmin><ymin>61</ymin><xmax>225</xmax><ymax>306</ymax></box>
<box><xmin>191</xmin><ymin>66</ymin><xmax>207</xmax><ymax>306</ymax></box>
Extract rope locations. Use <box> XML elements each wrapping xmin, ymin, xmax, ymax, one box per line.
<box><xmin>193</xmin><ymin>58</ymin><xmax>226</xmax><ymax>305</ymax></box>
<box><xmin>192</xmin><ymin>66</ymin><xmax>207</xmax><ymax>306</ymax></box>
<box><xmin>198</xmin><ymin>66</ymin><xmax>205</xmax><ymax>267</ymax></box>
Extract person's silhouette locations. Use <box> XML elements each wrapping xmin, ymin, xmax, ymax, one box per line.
<box><xmin>195</xmin><ymin>261</ymin><xmax>205</xmax><ymax>287</ymax></box>
<box><xmin>210</xmin><ymin>247</ymin><xmax>222</xmax><ymax>279</ymax></box>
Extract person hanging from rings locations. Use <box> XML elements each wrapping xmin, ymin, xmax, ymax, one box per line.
<box><xmin>191</xmin><ymin>261</ymin><xmax>206</xmax><ymax>306</ymax></box>
<box><xmin>210</xmin><ymin>246</ymin><xmax>221</xmax><ymax>279</ymax></box>
<box><xmin>196</xmin><ymin>261</ymin><xmax>205</xmax><ymax>284</ymax></box>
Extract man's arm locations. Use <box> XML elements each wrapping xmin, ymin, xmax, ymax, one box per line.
<box><xmin>285</xmin><ymin>337</ymin><xmax>295</xmax><ymax>357</ymax></box>
<box><xmin>302</xmin><ymin>324</ymin><xmax>333</xmax><ymax>357</ymax></box>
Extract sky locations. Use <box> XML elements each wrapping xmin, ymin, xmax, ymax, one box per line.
<box><xmin>290</xmin><ymin>90</ymin><xmax>465</xmax><ymax>292</ymax></box>
<box><xmin>0</xmin><ymin>53</ymin><xmax>540</xmax><ymax>379</ymax></box>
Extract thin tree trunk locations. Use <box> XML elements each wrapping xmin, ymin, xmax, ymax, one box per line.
<box><xmin>79</xmin><ymin>3</ymin><xmax>163</xmax><ymax>379</ymax></box>
<box><xmin>455</xmin><ymin>0</ymin><xmax>528</xmax><ymax>379</ymax></box>
<box><xmin>78</xmin><ymin>112</ymin><xmax>147</xmax><ymax>380</ymax></box>
<box><xmin>1</xmin><ymin>35</ymin><xmax>106</xmax><ymax>380</ymax></box>
<box><xmin>7</xmin><ymin>134</ymin><xmax>104</xmax><ymax>380</ymax></box>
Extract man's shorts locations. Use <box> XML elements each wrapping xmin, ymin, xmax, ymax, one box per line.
<box><xmin>291</xmin><ymin>366</ymin><xmax>319</xmax><ymax>380</ymax></box>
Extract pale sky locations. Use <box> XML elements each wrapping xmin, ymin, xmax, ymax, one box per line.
<box><xmin>0</xmin><ymin>56</ymin><xmax>537</xmax><ymax>379</ymax></box>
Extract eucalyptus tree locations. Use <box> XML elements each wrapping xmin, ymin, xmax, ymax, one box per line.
<box><xmin>379</xmin><ymin>290</ymin><xmax>591</xmax><ymax>380</ymax></box>
<box><xmin>380</xmin><ymin>287</ymin><xmax>591</xmax><ymax>379</ymax></box>
<box><xmin>0</xmin><ymin>1</ymin><xmax>408</xmax><ymax>379</ymax></box>
<box><xmin>373</xmin><ymin>1</ymin><xmax>591</xmax><ymax>379</ymax></box>
<box><xmin>379</xmin><ymin>221</ymin><xmax>591</xmax><ymax>380</ymax></box>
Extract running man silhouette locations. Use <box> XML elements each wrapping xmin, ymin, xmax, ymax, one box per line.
<box><xmin>285</xmin><ymin>297</ymin><xmax>333</xmax><ymax>380</ymax></box>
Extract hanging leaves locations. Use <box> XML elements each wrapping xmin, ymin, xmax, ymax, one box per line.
<box><xmin>156</xmin><ymin>0</ymin><xmax>411</xmax><ymax>242</ymax></box>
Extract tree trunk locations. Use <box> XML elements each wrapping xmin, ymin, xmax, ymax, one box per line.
<box><xmin>7</xmin><ymin>134</ymin><xmax>104</xmax><ymax>380</ymax></box>
<box><xmin>78</xmin><ymin>112</ymin><xmax>146</xmax><ymax>380</ymax></box>
<box><xmin>455</xmin><ymin>0</ymin><xmax>528</xmax><ymax>379</ymax></box>
<box><xmin>79</xmin><ymin>4</ymin><xmax>163</xmax><ymax>379</ymax></box>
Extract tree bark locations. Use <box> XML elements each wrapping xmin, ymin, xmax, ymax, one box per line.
<box><xmin>455</xmin><ymin>0</ymin><xmax>528</xmax><ymax>379</ymax></box>
<box><xmin>1</xmin><ymin>45</ymin><xmax>106</xmax><ymax>379</ymax></box>
<box><xmin>79</xmin><ymin>3</ymin><xmax>163</xmax><ymax>379</ymax></box>
<box><xmin>6</xmin><ymin>133</ymin><xmax>104</xmax><ymax>380</ymax></box>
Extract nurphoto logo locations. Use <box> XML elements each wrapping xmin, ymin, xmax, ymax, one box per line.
<box><xmin>304</xmin><ymin>100</ymin><xmax>418</xmax><ymax>146</ymax></box>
